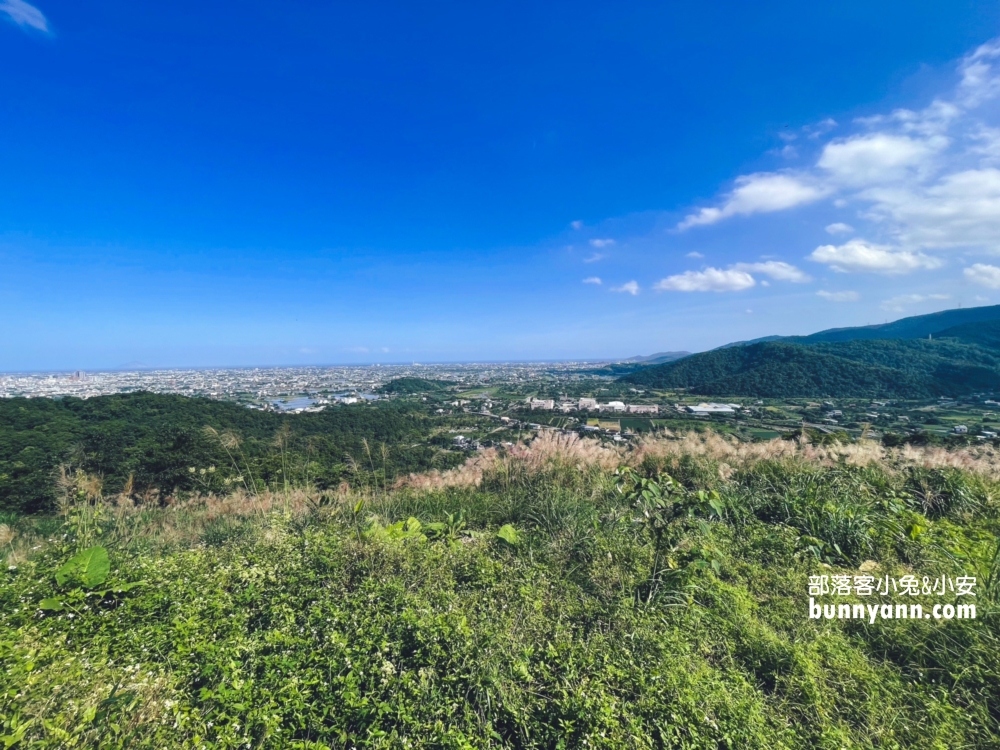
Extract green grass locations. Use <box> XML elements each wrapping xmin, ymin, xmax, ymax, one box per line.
<box><xmin>1</xmin><ymin>437</ymin><xmax>998</xmax><ymax>748</ymax></box>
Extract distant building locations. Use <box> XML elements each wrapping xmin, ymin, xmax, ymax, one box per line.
<box><xmin>627</xmin><ymin>404</ymin><xmax>658</xmax><ymax>415</ymax></box>
<box><xmin>530</xmin><ymin>398</ymin><xmax>555</xmax><ymax>410</ymax></box>
<box><xmin>605</xmin><ymin>401</ymin><xmax>626</xmax><ymax>412</ymax></box>
<box><xmin>953</xmin><ymin>425</ymin><xmax>969</xmax><ymax>434</ymax></box>
<box><xmin>687</xmin><ymin>403</ymin><xmax>738</xmax><ymax>415</ymax></box>
<box><xmin>578</xmin><ymin>398</ymin><xmax>598</xmax><ymax>410</ymax></box>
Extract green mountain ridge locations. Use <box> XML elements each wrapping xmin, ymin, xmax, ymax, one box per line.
<box><xmin>621</xmin><ymin>305</ymin><xmax>1000</xmax><ymax>398</ymax></box>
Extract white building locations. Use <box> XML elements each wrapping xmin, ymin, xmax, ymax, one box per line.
<box><xmin>605</xmin><ymin>401</ymin><xmax>626</xmax><ymax>412</ymax></box>
<box><xmin>530</xmin><ymin>398</ymin><xmax>555</xmax><ymax>410</ymax></box>
<box><xmin>578</xmin><ymin>397</ymin><xmax>598</xmax><ymax>410</ymax></box>
<box><xmin>687</xmin><ymin>402</ymin><xmax>738</xmax><ymax>415</ymax></box>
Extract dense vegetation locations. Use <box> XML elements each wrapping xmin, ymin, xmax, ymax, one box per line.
<box><xmin>376</xmin><ymin>377</ymin><xmax>456</xmax><ymax>395</ymax></box>
<box><xmin>1</xmin><ymin>433</ymin><xmax>997</xmax><ymax>747</ymax></box>
<box><xmin>621</xmin><ymin>337</ymin><xmax>1000</xmax><ymax>398</ymax></box>
<box><xmin>937</xmin><ymin>318</ymin><xmax>1000</xmax><ymax>350</ymax></box>
<box><xmin>0</xmin><ymin>393</ymin><xmax>457</xmax><ymax>515</ymax></box>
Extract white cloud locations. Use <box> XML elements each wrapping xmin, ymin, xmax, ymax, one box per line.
<box><xmin>669</xmin><ymin>37</ymin><xmax>1000</xmax><ymax>268</ymax></box>
<box><xmin>685</xmin><ymin>251</ymin><xmax>704</xmax><ymax>258</ymax></box>
<box><xmin>804</xmin><ymin>118</ymin><xmax>838</xmax><ymax>139</ymax></box>
<box><xmin>655</xmin><ymin>267</ymin><xmax>756</xmax><ymax>292</ymax></box>
<box><xmin>0</xmin><ymin>0</ymin><xmax>48</xmax><ymax>31</ymax></box>
<box><xmin>678</xmin><ymin>172</ymin><xmax>826</xmax><ymax>229</ymax></box>
<box><xmin>732</xmin><ymin>260</ymin><xmax>811</xmax><ymax>283</ymax></box>
<box><xmin>817</xmin><ymin>290</ymin><xmax>860</xmax><ymax>302</ymax></box>
<box><xmin>809</xmin><ymin>239</ymin><xmax>942</xmax><ymax>274</ymax></box>
<box><xmin>958</xmin><ymin>39</ymin><xmax>1000</xmax><ymax>107</ymax></box>
<box><xmin>582</xmin><ymin>276</ymin><xmax>602</xmax><ymax>285</ymax></box>
<box><xmin>825</xmin><ymin>222</ymin><xmax>854</xmax><ymax>235</ymax></box>
<box><xmin>964</xmin><ymin>263</ymin><xmax>1000</xmax><ymax>288</ymax></box>
<box><xmin>880</xmin><ymin>293</ymin><xmax>950</xmax><ymax>312</ymax></box>
<box><xmin>818</xmin><ymin>133</ymin><xmax>943</xmax><ymax>186</ymax></box>
<box><xmin>583</xmin><ymin>253</ymin><xmax>605</xmax><ymax>263</ymax></box>
<box><xmin>570</xmin><ymin>220</ymin><xmax>583</xmax><ymax>230</ymax></box>
<box><xmin>863</xmin><ymin>168</ymin><xmax>1000</xmax><ymax>249</ymax></box>
<box><xmin>589</xmin><ymin>238</ymin><xmax>615</xmax><ymax>248</ymax></box>
<box><xmin>611</xmin><ymin>280</ymin><xmax>639</xmax><ymax>295</ymax></box>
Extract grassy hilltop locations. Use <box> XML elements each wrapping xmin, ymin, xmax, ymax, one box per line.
<box><xmin>1</xmin><ymin>432</ymin><xmax>998</xmax><ymax>748</ymax></box>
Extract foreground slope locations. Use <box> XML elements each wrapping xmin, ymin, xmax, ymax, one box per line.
<box><xmin>1</xmin><ymin>433</ymin><xmax>998</xmax><ymax>748</ymax></box>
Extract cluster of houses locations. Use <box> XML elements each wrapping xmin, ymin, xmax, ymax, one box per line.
<box><xmin>527</xmin><ymin>397</ymin><xmax>659</xmax><ymax>414</ymax></box>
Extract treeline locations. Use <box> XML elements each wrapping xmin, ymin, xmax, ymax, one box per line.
<box><xmin>0</xmin><ymin>392</ymin><xmax>458</xmax><ymax>514</ymax></box>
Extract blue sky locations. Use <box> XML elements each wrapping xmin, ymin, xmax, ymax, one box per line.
<box><xmin>4</xmin><ymin>2</ymin><xmax>1000</xmax><ymax>369</ymax></box>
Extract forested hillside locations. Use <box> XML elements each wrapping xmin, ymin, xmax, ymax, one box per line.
<box><xmin>621</xmin><ymin>336</ymin><xmax>1000</xmax><ymax>398</ymax></box>
<box><xmin>787</xmin><ymin>304</ymin><xmax>1000</xmax><ymax>344</ymax></box>
<box><xmin>0</xmin><ymin>393</ymin><xmax>452</xmax><ymax>514</ymax></box>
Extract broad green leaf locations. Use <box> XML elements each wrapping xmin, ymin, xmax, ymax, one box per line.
<box><xmin>55</xmin><ymin>546</ymin><xmax>110</xmax><ymax>589</ymax></box>
<box><xmin>496</xmin><ymin>524</ymin><xmax>520</xmax><ymax>545</ymax></box>
<box><xmin>38</xmin><ymin>597</ymin><xmax>64</xmax><ymax>611</ymax></box>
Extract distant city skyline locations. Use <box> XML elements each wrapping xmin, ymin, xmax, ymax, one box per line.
<box><xmin>3</xmin><ymin>2</ymin><xmax>1000</xmax><ymax>370</ymax></box>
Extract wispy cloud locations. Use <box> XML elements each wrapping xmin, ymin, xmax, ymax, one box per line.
<box><xmin>655</xmin><ymin>259</ymin><xmax>809</xmax><ymax>292</ymax></box>
<box><xmin>583</xmin><ymin>252</ymin><xmax>605</xmax><ymax>263</ymax></box>
<box><xmin>611</xmin><ymin>280</ymin><xmax>639</xmax><ymax>295</ymax></box>
<box><xmin>880</xmin><ymin>293</ymin><xmax>950</xmax><ymax>312</ymax></box>
<box><xmin>678</xmin><ymin>173</ymin><xmax>827</xmax><ymax>229</ymax></box>
<box><xmin>732</xmin><ymin>260</ymin><xmax>811</xmax><ymax>283</ymax></box>
<box><xmin>589</xmin><ymin>238</ymin><xmax>615</xmax><ymax>248</ymax></box>
<box><xmin>964</xmin><ymin>263</ymin><xmax>1000</xmax><ymax>288</ymax></box>
<box><xmin>685</xmin><ymin>251</ymin><xmax>704</xmax><ymax>258</ymax></box>
<box><xmin>675</xmin><ymin>37</ymin><xmax>1000</xmax><ymax>276</ymax></box>
<box><xmin>655</xmin><ymin>267</ymin><xmax>756</xmax><ymax>293</ymax></box>
<box><xmin>809</xmin><ymin>240</ymin><xmax>942</xmax><ymax>274</ymax></box>
<box><xmin>825</xmin><ymin>222</ymin><xmax>854</xmax><ymax>235</ymax></box>
<box><xmin>570</xmin><ymin>220</ymin><xmax>583</xmax><ymax>230</ymax></box>
<box><xmin>582</xmin><ymin>276</ymin><xmax>602</xmax><ymax>285</ymax></box>
<box><xmin>1</xmin><ymin>0</ymin><xmax>48</xmax><ymax>32</ymax></box>
<box><xmin>816</xmin><ymin>290</ymin><xmax>860</xmax><ymax>302</ymax></box>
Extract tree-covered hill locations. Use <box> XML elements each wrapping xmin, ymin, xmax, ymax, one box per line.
<box><xmin>0</xmin><ymin>393</ymin><xmax>451</xmax><ymax>514</ymax></box>
<box><xmin>620</xmin><ymin>338</ymin><xmax>1000</xmax><ymax>398</ymax></box>
<box><xmin>787</xmin><ymin>303</ymin><xmax>1000</xmax><ymax>344</ymax></box>
<box><xmin>937</xmin><ymin>318</ymin><xmax>1000</xmax><ymax>350</ymax></box>
<box><xmin>376</xmin><ymin>377</ymin><xmax>455</xmax><ymax>394</ymax></box>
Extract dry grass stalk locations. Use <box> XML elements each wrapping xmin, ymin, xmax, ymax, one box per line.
<box><xmin>398</xmin><ymin>430</ymin><xmax>1000</xmax><ymax>491</ymax></box>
